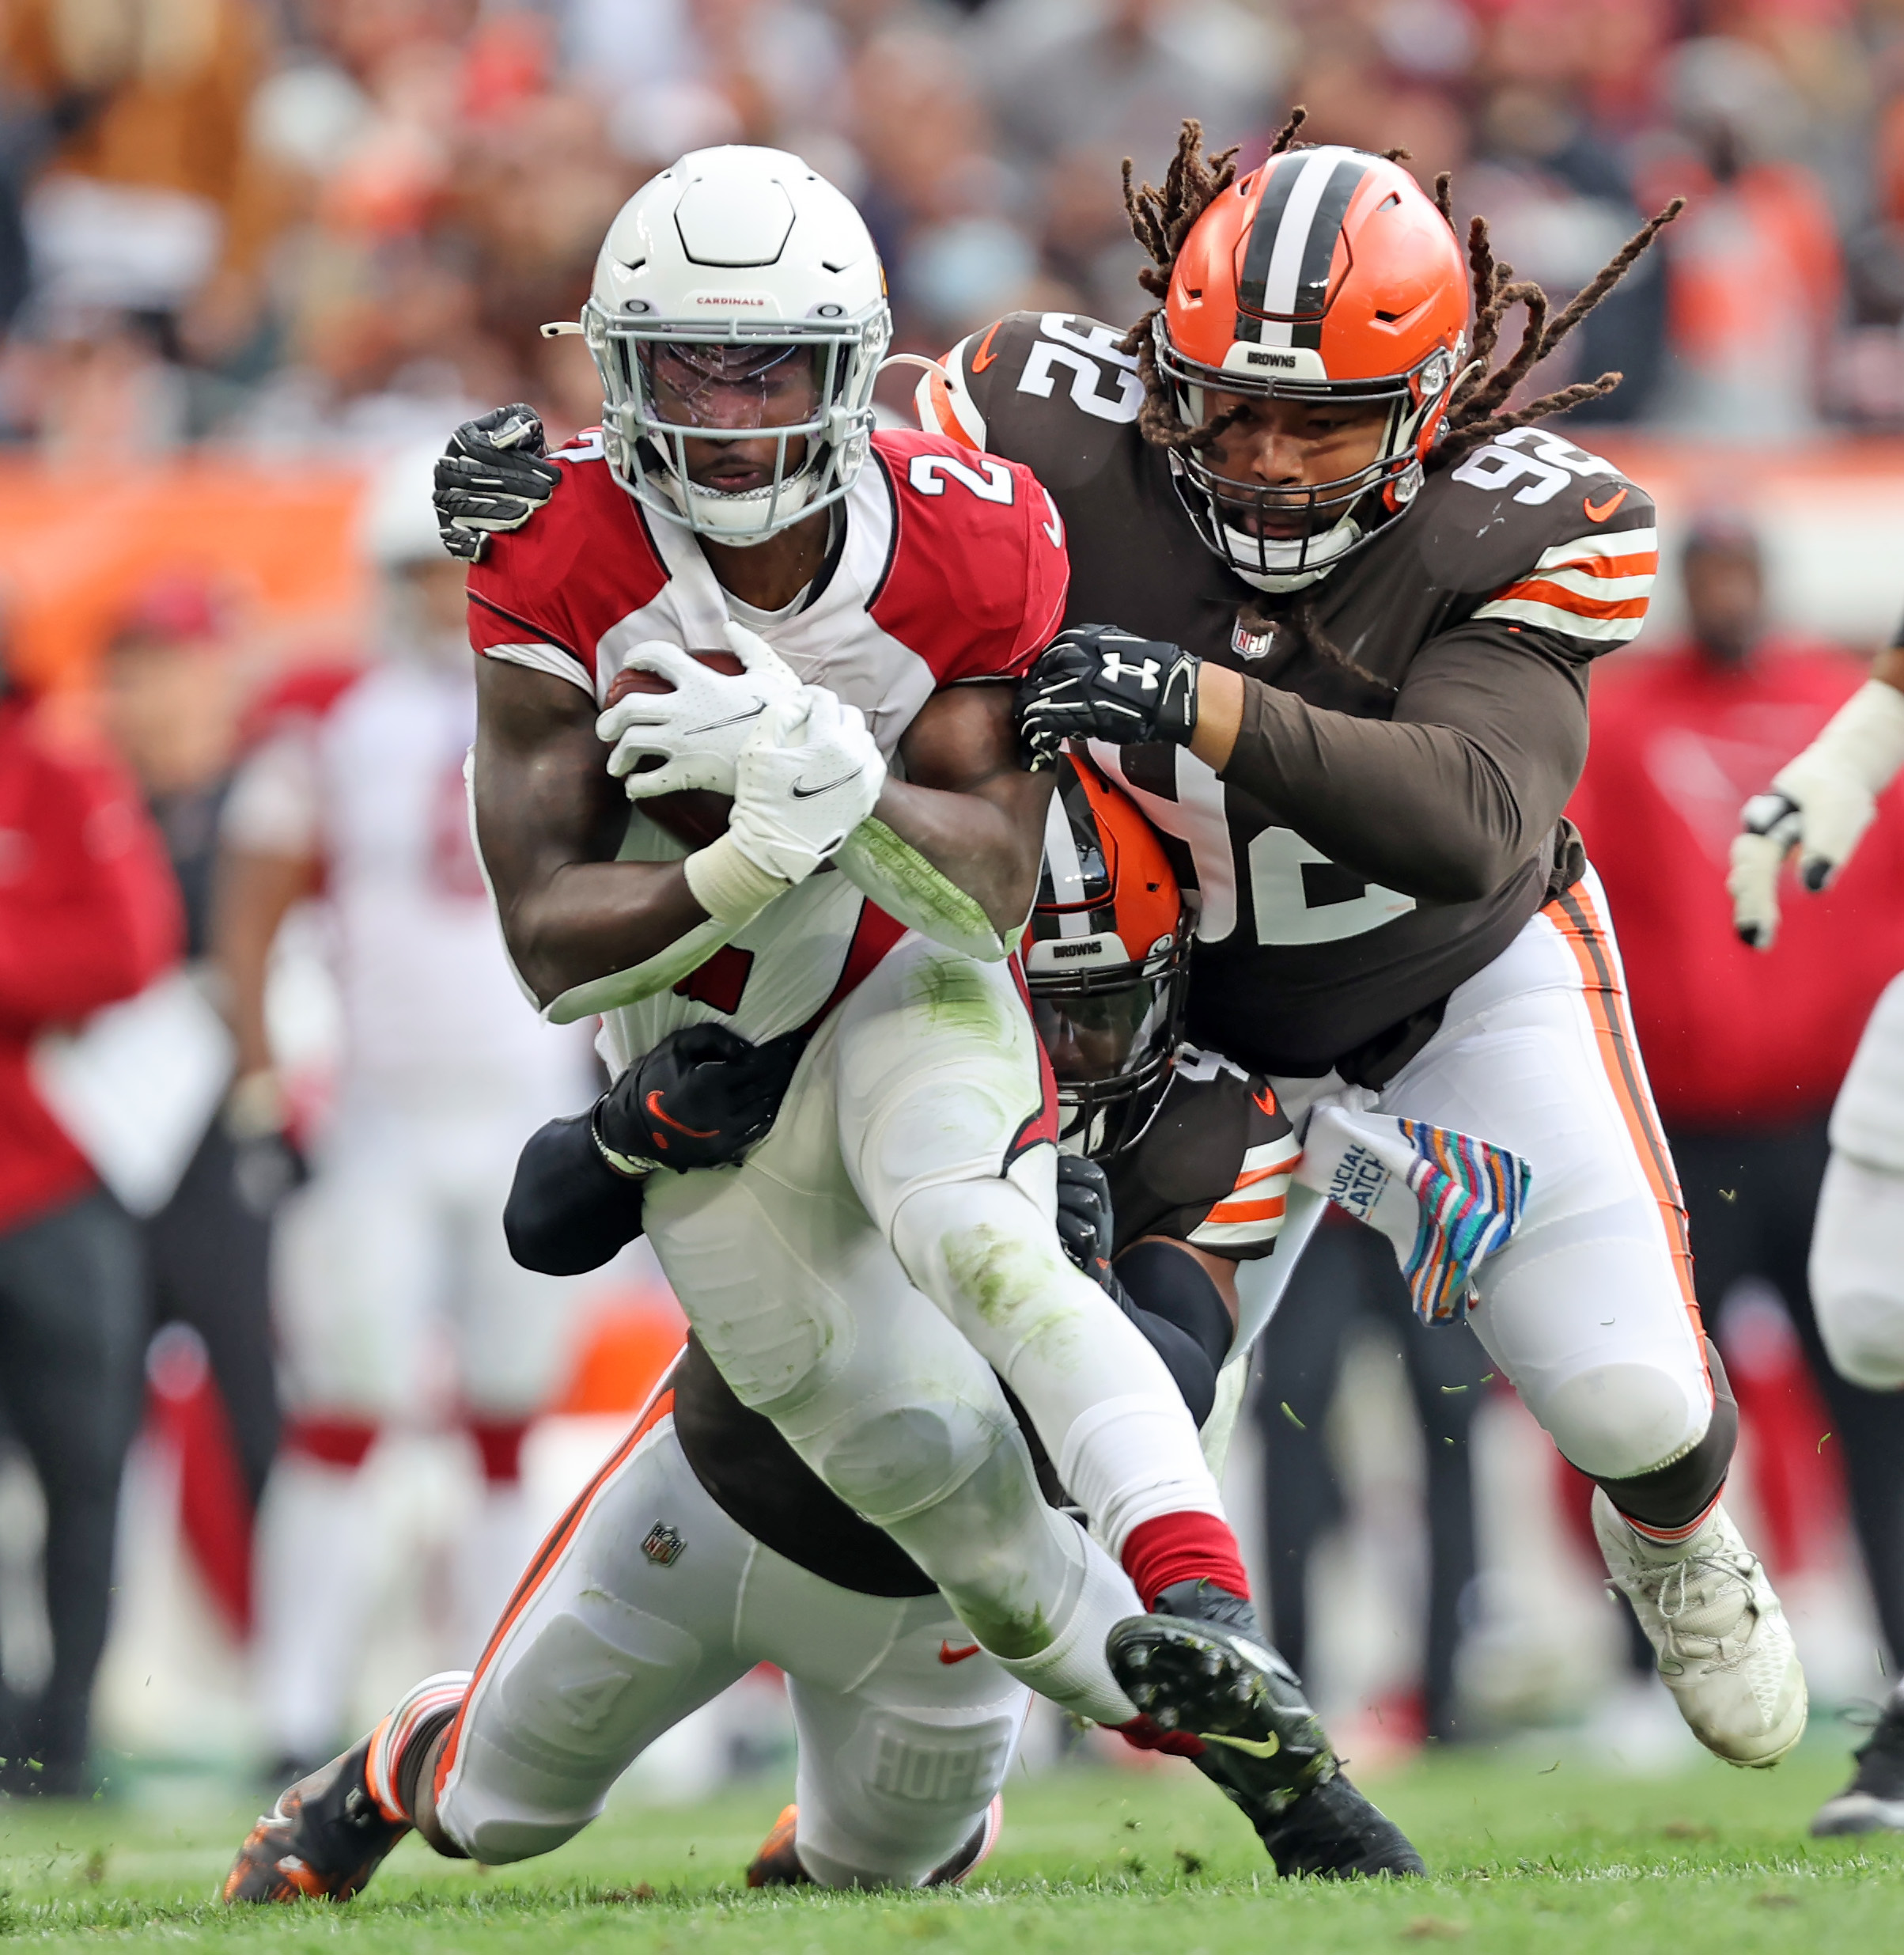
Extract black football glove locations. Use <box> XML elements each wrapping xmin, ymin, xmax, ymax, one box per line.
<box><xmin>434</xmin><ymin>405</ymin><xmax>562</xmax><ymax>563</ymax></box>
<box><xmin>596</xmin><ymin>1022</ymin><xmax>806</xmax><ymax>1173</ymax></box>
<box><xmin>1055</xmin><ymin>1153</ymin><xmax>1119</xmax><ymax>1289</ymax></box>
<box><xmin>1016</xmin><ymin>623</ymin><xmax>1201</xmax><ymax>770</ymax></box>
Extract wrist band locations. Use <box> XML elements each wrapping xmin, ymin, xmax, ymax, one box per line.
<box><xmin>683</xmin><ymin>831</ymin><xmax>791</xmax><ymax>928</ymax></box>
<box><xmin>590</xmin><ymin>1098</ymin><xmax>659</xmax><ymax>1179</ymax></box>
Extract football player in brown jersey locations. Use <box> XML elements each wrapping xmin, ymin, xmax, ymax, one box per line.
<box><xmin>993</xmin><ymin>118</ymin><xmax>1802</xmax><ymax>1771</ymax></box>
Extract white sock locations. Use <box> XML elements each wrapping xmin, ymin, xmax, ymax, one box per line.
<box><xmin>990</xmin><ymin>1529</ymin><xmax>1142</xmax><ymax>1726</ymax></box>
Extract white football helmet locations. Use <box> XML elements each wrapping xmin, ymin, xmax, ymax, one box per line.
<box><xmin>572</xmin><ymin>146</ymin><xmax>890</xmax><ymax>547</ymax></box>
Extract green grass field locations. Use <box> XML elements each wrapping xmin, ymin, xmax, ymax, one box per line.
<box><xmin>0</xmin><ymin>1745</ymin><xmax>1898</xmax><ymax>1953</ymax></box>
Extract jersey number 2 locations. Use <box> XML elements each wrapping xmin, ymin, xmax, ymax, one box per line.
<box><xmin>908</xmin><ymin>453</ymin><xmax>1015</xmax><ymax>503</ymax></box>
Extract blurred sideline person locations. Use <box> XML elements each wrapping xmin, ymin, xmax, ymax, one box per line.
<box><xmin>98</xmin><ymin>578</ymin><xmax>279</xmax><ymax>1511</ymax></box>
<box><xmin>1253</xmin><ymin>1213</ymin><xmax>1482</xmax><ymax>1746</ymax></box>
<box><xmin>0</xmin><ymin>636</ymin><xmax>181</xmax><ymax>1791</ymax></box>
<box><xmin>1730</xmin><ymin>589</ymin><xmax>1904</xmax><ymax>1832</ymax></box>
<box><xmin>224</xmin><ymin>756</ymin><xmax>1534</xmax><ymax>1899</ymax></box>
<box><xmin>214</xmin><ymin>444</ymin><xmax>594</xmax><ymax>1775</ymax></box>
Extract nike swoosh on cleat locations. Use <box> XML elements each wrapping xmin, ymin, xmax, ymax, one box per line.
<box><xmin>790</xmin><ymin>767</ymin><xmax>864</xmax><ymax>799</ymax></box>
<box><xmin>938</xmin><ymin>1641</ymin><xmax>982</xmax><ymax>1665</ymax></box>
<box><xmin>1202</xmin><ymin>1730</ymin><xmax>1281</xmax><ymax>1759</ymax></box>
<box><xmin>1584</xmin><ymin>487</ymin><xmax>1628</xmax><ymax>522</ymax></box>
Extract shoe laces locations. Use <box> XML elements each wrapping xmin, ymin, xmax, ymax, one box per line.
<box><xmin>1647</xmin><ymin>1545</ymin><xmax>1756</xmax><ymax>1661</ymax></box>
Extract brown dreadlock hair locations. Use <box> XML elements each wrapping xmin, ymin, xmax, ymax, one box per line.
<box><xmin>1118</xmin><ymin>115</ymin><xmax>1683</xmax><ymax>469</ymax></box>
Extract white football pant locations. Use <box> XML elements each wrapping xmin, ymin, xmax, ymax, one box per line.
<box><xmin>639</xmin><ymin>930</ymin><xmax>1215</xmax><ymax>1722</ymax></box>
<box><xmin>1273</xmin><ymin>869</ymin><xmax>1717</xmax><ymax>1483</ymax></box>
<box><xmin>434</xmin><ymin>1404</ymin><xmax>1029</xmax><ymax>1885</ymax></box>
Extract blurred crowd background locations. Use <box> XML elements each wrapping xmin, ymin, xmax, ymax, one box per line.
<box><xmin>5</xmin><ymin>0</ymin><xmax>1904</xmax><ymax>1808</ymax></box>
<box><xmin>8</xmin><ymin>0</ymin><xmax>1904</xmax><ymax>453</ymax></box>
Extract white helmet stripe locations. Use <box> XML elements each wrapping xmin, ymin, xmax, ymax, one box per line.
<box><xmin>1250</xmin><ymin>147</ymin><xmax>1364</xmax><ymax>349</ymax></box>
<box><xmin>1041</xmin><ymin>779</ymin><xmax>1093</xmax><ymax>938</ymax></box>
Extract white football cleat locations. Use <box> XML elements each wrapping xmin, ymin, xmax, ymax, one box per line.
<box><xmin>1592</xmin><ymin>1491</ymin><xmax>1807</xmax><ymax>1768</ymax></box>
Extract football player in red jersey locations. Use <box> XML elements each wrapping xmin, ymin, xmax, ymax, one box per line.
<box><xmin>225</xmin><ymin>146</ymin><xmax>1431</xmax><ymax>1903</ymax></box>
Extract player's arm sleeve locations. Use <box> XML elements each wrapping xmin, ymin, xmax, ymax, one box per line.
<box><xmin>468</xmin><ymin>589</ymin><xmax>595</xmax><ymax>699</ymax></box>
<box><xmin>503</xmin><ymin>1110</ymin><xmax>646</xmax><ymax>1275</ymax></box>
<box><xmin>1222</xmin><ymin>625</ymin><xmax>1592</xmax><ymax>905</ymax></box>
<box><xmin>1219</xmin><ymin>510</ymin><xmax>1655</xmax><ymax>904</ymax></box>
<box><xmin>912</xmin><ymin>315</ymin><xmax>1032</xmax><ymax>452</ymax></box>
<box><xmin>1179</xmin><ymin>1089</ymin><xmax>1304</xmax><ymax>1260</ymax></box>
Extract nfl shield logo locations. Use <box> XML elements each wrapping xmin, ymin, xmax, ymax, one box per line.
<box><xmin>1231</xmin><ymin>619</ymin><xmax>1277</xmax><ymax>662</ymax></box>
<box><xmin>642</xmin><ymin>1521</ymin><xmax>687</xmax><ymax>1567</ymax></box>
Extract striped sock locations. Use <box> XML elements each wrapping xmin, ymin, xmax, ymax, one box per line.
<box><xmin>363</xmin><ymin>1672</ymin><xmax>472</xmax><ymax>1824</ymax></box>
<box><xmin>1619</xmin><ymin>1491</ymin><xmax>1723</xmax><ymax>1550</ymax></box>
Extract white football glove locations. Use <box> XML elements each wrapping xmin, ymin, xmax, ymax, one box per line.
<box><xmin>597</xmin><ymin>619</ymin><xmax>804</xmax><ymax>799</ymax></box>
<box><xmin>1728</xmin><ymin>678</ymin><xmax>1904</xmax><ymax>949</ymax></box>
<box><xmin>729</xmin><ymin>688</ymin><xmax>888</xmax><ymax>887</ymax></box>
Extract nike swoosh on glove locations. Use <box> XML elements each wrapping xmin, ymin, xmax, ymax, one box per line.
<box><xmin>729</xmin><ymin>688</ymin><xmax>888</xmax><ymax>886</ymax></box>
<box><xmin>600</xmin><ymin>1023</ymin><xmax>808</xmax><ymax>1171</ymax></box>
<box><xmin>599</xmin><ymin>621</ymin><xmax>806</xmax><ymax>799</ymax></box>
<box><xmin>1017</xmin><ymin>624</ymin><xmax>1200</xmax><ymax>770</ymax></box>
<box><xmin>434</xmin><ymin>405</ymin><xmax>561</xmax><ymax>562</ymax></box>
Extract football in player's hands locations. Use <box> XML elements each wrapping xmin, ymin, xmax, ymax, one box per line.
<box><xmin>604</xmin><ymin>647</ymin><xmax>747</xmax><ymax>704</ymax></box>
<box><xmin>434</xmin><ymin>405</ymin><xmax>560</xmax><ymax>562</ymax></box>
<box><xmin>600</xmin><ymin>650</ymin><xmax>744</xmax><ymax>847</ymax></box>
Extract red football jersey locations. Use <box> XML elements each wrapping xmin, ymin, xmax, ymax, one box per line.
<box><xmin>464</xmin><ymin>428</ymin><xmax>1069</xmax><ymax>1052</ymax></box>
<box><xmin>467</xmin><ymin>427</ymin><xmax>1068</xmax><ymax>748</ymax></box>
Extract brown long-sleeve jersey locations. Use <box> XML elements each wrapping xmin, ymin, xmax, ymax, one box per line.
<box><xmin>922</xmin><ymin>310</ymin><xmax>1657</xmax><ymax>1078</ymax></box>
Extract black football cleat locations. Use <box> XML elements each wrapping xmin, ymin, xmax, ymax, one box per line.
<box><xmin>1813</xmin><ymin>1692</ymin><xmax>1904</xmax><ymax>1836</ymax></box>
<box><xmin>1109</xmin><ymin>1580</ymin><xmax>1425</xmax><ymax>1880</ymax></box>
<box><xmin>222</xmin><ymin>1738</ymin><xmax>409</xmax><ymax>1903</ymax></box>
<box><xmin>744</xmin><ymin>1796</ymin><xmax>1001</xmax><ymax>1889</ymax></box>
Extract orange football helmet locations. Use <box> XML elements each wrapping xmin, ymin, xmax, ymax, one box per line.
<box><xmin>1156</xmin><ymin>145</ymin><xmax>1468</xmax><ymax>591</ymax></box>
<box><xmin>1025</xmin><ymin>751</ymin><xmax>1190</xmax><ymax>1156</ymax></box>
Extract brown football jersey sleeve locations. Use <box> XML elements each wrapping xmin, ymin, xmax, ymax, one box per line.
<box><xmin>1103</xmin><ymin>1049</ymin><xmax>1299</xmax><ymax>1261</ymax></box>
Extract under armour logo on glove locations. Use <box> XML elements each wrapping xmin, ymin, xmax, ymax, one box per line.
<box><xmin>1100</xmin><ymin>654</ymin><xmax>1160</xmax><ymax>691</ymax></box>
<box><xmin>1016</xmin><ymin>624</ymin><xmax>1201</xmax><ymax>770</ymax></box>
